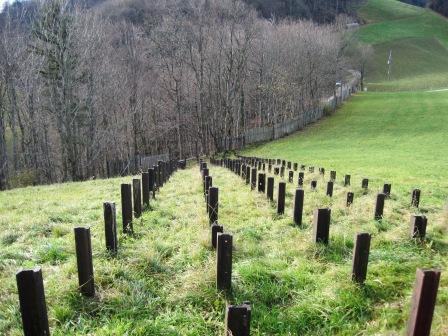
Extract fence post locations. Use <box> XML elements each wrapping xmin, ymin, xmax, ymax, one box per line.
<box><xmin>216</xmin><ymin>233</ymin><xmax>233</xmax><ymax>291</ymax></box>
<box><xmin>209</xmin><ymin>187</ymin><xmax>219</xmax><ymax>225</ymax></box>
<box><xmin>326</xmin><ymin>181</ymin><xmax>333</xmax><ymax>197</ymax></box>
<box><xmin>298</xmin><ymin>172</ymin><xmax>304</xmax><ymax>186</ymax></box>
<box><xmin>251</xmin><ymin>168</ymin><xmax>257</xmax><ymax>190</ymax></box>
<box><xmin>330</xmin><ymin>170</ymin><xmax>336</xmax><ymax>181</ymax></box>
<box><xmin>211</xmin><ymin>223</ymin><xmax>223</xmax><ymax>249</ymax></box>
<box><xmin>406</xmin><ymin>269</ymin><xmax>441</xmax><ymax>336</ymax></box>
<box><xmin>294</xmin><ymin>189</ymin><xmax>304</xmax><ymax>226</ymax></box>
<box><xmin>267</xmin><ymin>177</ymin><xmax>274</xmax><ymax>201</ymax></box>
<box><xmin>133</xmin><ymin>179</ymin><xmax>142</xmax><ymax>218</ymax></box>
<box><xmin>245</xmin><ymin>166</ymin><xmax>251</xmax><ymax>185</ymax></box>
<box><xmin>288</xmin><ymin>171</ymin><xmax>294</xmax><ymax>183</ymax></box>
<box><xmin>352</xmin><ymin>233</ymin><xmax>371</xmax><ymax>284</ymax></box>
<box><xmin>375</xmin><ymin>193</ymin><xmax>386</xmax><ymax>220</ymax></box>
<box><xmin>258</xmin><ymin>173</ymin><xmax>266</xmax><ymax>193</ymax></box>
<box><xmin>383</xmin><ymin>183</ymin><xmax>391</xmax><ymax>198</ymax></box>
<box><xmin>313</xmin><ymin>208</ymin><xmax>331</xmax><ymax>244</ymax></box>
<box><xmin>344</xmin><ymin>175</ymin><xmax>351</xmax><ymax>186</ymax></box>
<box><xmin>410</xmin><ymin>215</ymin><xmax>427</xmax><ymax>239</ymax></box>
<box><xmin>277</xmin><ymin>182</ymin><xmax>286</xmax><ymax>214</ymax></box>
<box><xmin>362</xmin><ymin>178</ymin><xmax>369</xmax><ymax>190</ymax></box>
<box><xmin>293</xmin><ymin>163</ymin><xmax>298</xmax><ymax>171</ymax></box>
<box><xmin>16</xmin><ymin>267</ymin><xmax>50</xmax><ymax>336</ymax></box>
<box><xmin>103</xmin><ymin>202</ymin><xmax>117</xmax><ymax>254</ymax></box>
<box><xmin>411</xmin><ymin>189</ymin><xmax>421</xmax><ymax>207</ymax></box>
<box><xmin>149</xmin><ymin>167</ymin><xmax>156</xmax><ymax>199</ymax></box>
<box><xmin>225</xmin><ymin>302</ymin><xmax>251</xmax><ymax>336</ymax></box>
<box><xmin>347</xmin><ymin>192</ymin><xmax>354</xmax><ymax>206</ymax></box>
<box><xmin>121</xmin><ymin>184</ymin><xmax>133</xmax><ymax>234</ymax></box>
<box><xmin>311</xmin><ymin>180</ymin><xmax>317</xmax><ymax>190</ymax></box>
<box><xmin>74</xmin><ymin>227</ymin><xmax>95</xmax><ymax>297</ymax></box>
<box><xmin>142</xmin><ymin>172</ymin><xmax>150</xmax><ymax>207</ymax></box>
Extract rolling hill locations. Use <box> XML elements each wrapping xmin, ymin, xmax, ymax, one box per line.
<box><xmin>357</xmin><ymin>0</ymin><xmax>448</xmax><ymax>91</ymax></box>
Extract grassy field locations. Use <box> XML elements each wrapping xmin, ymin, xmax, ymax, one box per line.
<box><xmin>0</xmin><ymin>163</ymin><xmax>447</xmax><ymax>335</ymax></box>
<box><xmin>356</xmin><ymin>0</ymin><xmax>448</xmax><ymax>91</ymax></box>
<box><xmin>243</xmin><ymin>90</ymin><xmax>448</xmax><ymax>208</ymax></box>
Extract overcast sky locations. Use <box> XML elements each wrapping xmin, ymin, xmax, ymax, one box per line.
<box><xmin>1</xmin><ymin>0</ymin><xmax>10</xmax><ymax>11</ymax></box>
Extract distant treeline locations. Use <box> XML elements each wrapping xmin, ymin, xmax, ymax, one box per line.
<box><xmin>0</xmin><ymin>0</ymin><xmax>360</xmax><ymax>189</ymax></box>
<box><xmin>242</xmin><ymin>0</ymin><xmax>365</xmax><ymax>22</ymax></box>
<box><xmin>399</xmin><ymin>0</ymin><xmax>448</xmax><ymax>17</ymax></box>
<box><xmin>428</xmin><ymin>0</ymin><xmax>448</xmax><ymax>17</ymax></box>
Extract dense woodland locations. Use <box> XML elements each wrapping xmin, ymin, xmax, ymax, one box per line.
<box><xmin>400</xmin><ymin>0</ymin><xmax>448</xmax><ymax>16</ymax></box>
<box><xmin>0</xmin><ymin>0</ymin><xmax>365</xmax><ymax>189</ymax></box>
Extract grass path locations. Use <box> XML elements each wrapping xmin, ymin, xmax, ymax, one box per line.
<box><xmin>1</xmin><ymin>164</ymin><xmax>447</xmax><ymax>334</ymax></box>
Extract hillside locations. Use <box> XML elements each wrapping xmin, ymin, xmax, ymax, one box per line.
<box><xmin>243</xmin><ymin>90</ymin><xmax>448</xmax><ymax>206</ymax></box>
<box><xmin>357</xmin><ymin>0</ymin><xmax>448</xmax><ymax>91</ymax></box>
<box><xmin>1</xmin><ymin>162</ymin><xmax>447</xmax><ymax>334</ymax></box>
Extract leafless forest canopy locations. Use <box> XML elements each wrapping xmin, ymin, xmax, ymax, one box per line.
<box><xmin>0</xmin><ymin>0</ymin><xmax>363</xmax><ymax>189</ymax></box>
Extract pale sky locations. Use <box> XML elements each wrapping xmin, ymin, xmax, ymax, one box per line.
<box><xmin>1</xmin><ymin>0</ymin><xmax>10</xmax><ymax>12</ymax></box>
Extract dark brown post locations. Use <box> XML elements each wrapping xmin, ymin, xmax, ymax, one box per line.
<box><xmin>287</xmin><ymin>161</ymin><xmax>291</xmax><ymax>169</ymax></box>
<box><xmin>16</xmin><ymin>267</ymin><xmax>50</xmax><ymax>336</ymax></box>
<box><xmin>121</xmin><ymin>183</ymin><xmax>133</xmax><ymax>233</ymax></box>
<box><xmin>352</xmin><ymin>233</ymin><xmax>371</xmax><ymax>284</ymax></box>
<box><xmin>74</xmin><ymin>227</ymin><xmax>95</xmax><ymax>297</ymax></box>
<box><xmin>268</xmin><ymin>164</ymin><xmax>272</xmax><ymax>173</ymax></box>
<box><xmin>216</xmin><ymin>233</ymin><xmax>233</xmax><ymax>291</ymax></box>
<box><xmin>288</xmin><ymin>171</ymin><xmax>294</xmax><ymax>183</ymax></box>
<box><xmin>133</xmin><ymin>179</ymin><xmax>142</xmax><ymax>218</ymax></box>
<box><xmin>209</xmin><ymin>187</ymin><xmax>219</xmax><ymax>225</ymax></box>
<box><xmin>294</xmin><ymin>189</ymin><xmax>304</xmax><ymax>226</ymax></box>
<box><xmin>298</xmin><ymin>172</ymin><xmax>304</xmax><ymax>186</ymax></box>
<box><xmin>142</xmin><ymin>172</ymin><xmax>150</xmax><ymax>207</ymax></box>
<box><xmin>319</xmin><ymin>167</ymin><xmax>325</xmax><ymax>176</ymax></box>
<box><xmin>149</xmin><ymin>168</ymin><xmax>156</xmax><ymax>198</ymax></box>
<box><xmin>383</xmin><ymin>183</ymin><xmax>391</xmax><ymax>198</ymax></box>
<box><xmin>280</xmin><ymin>166</ymin><xmax>285</xmax><ymax>178</ymax></box>
<box><xmin>313</xmin><ymin>208</ymin><xmax>331</xmax><ymax>244</ymax></box>
<box><xmin>245</xmin><ymin>166</ymin><xmax>251</xmax><ymax>185</ymax></box>
<box><xmin>362</xmin><ymin>178</ymin><xmax>369</xmax><ymax>190</ymax></box>
<box><xmin>330</xmin><ymin>170</ymin><xmax>336</xmax><ymax>181</ymax></box>
<box><xmin>326</xmin><ymin>181</ymin><xmax>333</xmax><ymax>197</ymax></box>
<box><xmin>411</xmin><ymin>189</ymin><xmax>421</xmax><ymax>207</ymax></box>
<box><xmin>267</xmin><ymin>177</ymin><xmax>274</xmax><ymax>201</ymax></box>
<box><xmin>274</xmin><ymin>167</ymin><xmax>279</xmax><ymax>176</ymax></box>
<box><xmin>258</xmin><ymin>173</ymin><xmax>266</xmax><ymax>193</ymax></box>
<box><xmin>374</xmin><ymin>193</ymin><xmax>386</xmax><ymax>220</ymax></box>
<box><xmin>251</xmin><ymin>168</ymin><xmax>257</xmax><ymax>190</ymax></box>
<box><xmin>410</xmin><ymin>215</ymin><xmax>427</xmax><ymax>239</ymax></box>
<box><xmin>211</xmin><ymin>223</ymin><xmax>223</xmax><ymax>249</ymax></box>
<box><xmin>311</xmin><ymin>180</ymin><xmax>317</xmax><ymax>190</ymax></box>
<box><xmin>104</xmin><ymin>202</ymin><xmax>117</xmax><ymax>254</ymax></box>
<box><xmin>277</xmin><ymin>182</ymin><xmax>286</xmax><ymax>214</ymax></box>
<box><xmin>309</xmin><ymin>166</ymin><xmax>314</xmax><ymax>173</ymax></box>
<box><xmin>347</xmin><ymin>192</ymin><xmax>354</xmax><ymax>206</ymax></box>
<box><xmin>293</xmin><ymin>163</ymin><xmax>298</xmax><ymax>171</ymax></box>
<box><xmin>205</xmin><ymin>175</ymin><xmax>213</xmax><ymax>196</ymax></box>
<box><xmin>344</xmin><ymin>174</ymin><xmax>351</xmax><ymax>186</ymax></box>
<box><xmin>225</xmin><ymin>302</ymin><xmax>251</xmax><ymax>336</ymax></box>
<box><xmin>205</xmin><ymin>176</ymin><xmax>213</xmax><ymax>213</ymax></box>
<box><xmin>406</xmin><ymin>269</ymin><xmax>441</xmax><ymax>336</ymax></box>
<box><xmin>301</xmin><ymin>165</ymin><xmax>306</xmax><ymax>171</ymax></box>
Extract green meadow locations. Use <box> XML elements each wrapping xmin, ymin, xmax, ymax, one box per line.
<box><xmin>357</xmin><ymin>0</ymin><xmax>448</xmax><ymax>91</ymax></box>
<box><xmin>1</xmin><ymin>163</ymin><xmax>447</xmax><ymax>335</ymax></box>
